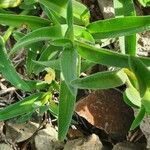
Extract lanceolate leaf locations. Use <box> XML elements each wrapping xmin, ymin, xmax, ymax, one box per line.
<box><xmin>33</xmin><ymin>59</ymin><xmax>61</xmax><ymax>71</ymax></box>
<box><xmin>142</xmin><ymin>88</ymin><xmax>150</xmax><ymax>114</ymax></box>
<box><xmin>65</xmin><ymin>0</ymin><xmax>74</xmax><ymax>40</ymax></box>
<box><xmin>58</xmin><ymin>81</ymin><xmax>76</xmax><ymax>141</ymax></box>
<box><xmin>10</xmin><ymin>25</ymin><xmax>86</xmax><ymax>55</ymax></box>
<box><xmin>130</xmin><ymin>105</ymin><xmax>145</xmax><ymax>130</ymax></box>
<box><xmin>0</xmin><ymin>13</ymin><xmax>50</xmax><ymax>29</ymax></box>
<box><xmin>58</xmin><ymin>1</ymin><xmax>78</xmax><ymax>141</ymax></box>
<box><xmin>0</xmin><ymin>36</ymin><xmax>31</xmax><ymax>91</ymax></box>
<box><xmin>76</xmin><ymin>41</ymin><xmax>150</xmax><ymax>68</ymax></box>
<box><xmin>10</xmin><ymin>26</ymin><xmax>65</xmax><ymax>55</ymax></box>
<box><xmin>0</xmin><ymin>93</ymin><xmax>45</xmax><ymax>121</ymax></box>
<box><xmin>71</xmin><ymin>69</ymin><xmax>127</xmax><ymax>89</ymax></box>
<box><xmin>87</xmin><ymin>16</ymin><xmax>150</xmax><ymax>40</ymax></box>
<box><xmin>60</xmin><ymin>47</ymin><xmax>77</xmax><ymax>95</ymax></box>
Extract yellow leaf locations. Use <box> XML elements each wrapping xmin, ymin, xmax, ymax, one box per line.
<box><xmin>44</xmin><ymin>68</ymin><xmax>55</xmax><ymax>84</ymax></box>
<box><xmin>0</xmin><ymin>0</ymin><xmax>22</xmax><ymax>8</ymax></box>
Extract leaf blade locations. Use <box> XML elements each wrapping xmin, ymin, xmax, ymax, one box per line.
<box><xmin>71</xmin><ymin>69</ymin><xmax>127</xmax><ymax>89</ymax></box>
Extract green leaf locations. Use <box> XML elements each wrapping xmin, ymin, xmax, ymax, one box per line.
<box><xmin>60</xmin><ymin>1</ymin><xmax>77</xmax><ymax>94</ymax></box>
<box><xmin>13</xmin><ymin>31</ymin><xmax>25</xmax><ymax>41</ymax></box>
<box><xmin>66</xmin><ymin>0</ymin><xmax>73</xmax><ymax>37</ymax></box>
<box><xmin>142</xmin><ymin>88</ymin><xmax>150</xmax><ymax>114</ymax></box>
<box><xmin>26</xmin><ymin>42</ymin><xmax>44</xmax><ymax>75</ymax></box>
<box><xmin>114</xmin><ymin>0</ymin><xmax>137</xmax><ymax>55</ymax></box>
<box><xmin>76</xmin><ymin>41</ymin><xmax>150</xmax><ymax>68</ymax></box>
<box><xmin>114</xmin><ymin>0</ymin><xmax>135</xmax><ymax>17</ymax></box>
<box><xmin>0</xmin><ymin>13</ymin><xmax>50</xmax><ymax>30</ymax></box>
<box><xmin>60</xmin><ymin>47</ymin><xmax>78</xmax><ymax>95</ymax></box>
<box><xmin>130</xmin><ymin>106</ymin><xmax>145</xmax><ymax>130</ymax></box>
<box><xmin>87</xmin><ymin>16</ymin><xmax>150</xmax><ymax>40</ymax></box>
<box><xmin>81</xmin><ymin>60</ymin><xmax>95</xmax><ymax>72</ymax></box>
<box><xmin>10</xmin><ymin>25</ymin><xmax>86</xmax><ymax>55</ymax></box>
<box><xmin>71</xmin><ymin>69</ymin><xmax>126</xmax><ymax>89</ymax></box>
<box><xmin>128</xmin><ymin>56</ymin><xmax>150</xmax><ymax>96</ymax></box>
<box><xmin>41</xmin><ymin>4</ymin><xmax>63</xmax><ymax>25</ymax></box>
<box><xmin>33</xmin><ymin>45</ymin><xmax>61</xmax><ymax>74</ymax></box>
<box><xmin>33</xmin><ymin>59</ymin><xmax>61</xmax><ymax>71</ymax></box>
<box><xmin>16</xmin><ymin>112</ymin><xmax>33</xmax><ymax>123</ymax></box>
<box><xmin>0</xmin><ymin>36</ymin><xmax>31</xmax><ymax>91</ymax></box>
<box><xmin>138</xmin><ymin>0</ymin><xmax>150</xmax><ymax>7</ymax></box>
<box><xmin>58</xmin><ymin>80</ymin><xmax>76</xmax><ymax>141</ymax></box>
<box><xmin>0</xmin><ymin>93</ymin><xmax>45</xmax><ymax>121</ymax></box>
<box><xmin>0</xmin><ymin>0</ymin><xmax>22</xmax><ymax>8</ymax></box>
<box><xmin>10</xmin><ymin>26</ymin><xmax>65</xmax><ymax>55</ymax></box>
<box><xmin>38</xmin><ymin>0</ymin><xmax>90</xmax><ymax>25</ymax></box>
<box><xmin>123</xmin><ymin>79</ymin><xmax>141</xmax><ymax>108</ymax></box>
<box><xmin>25</xmin><ymin>80</ymin><xmax>49</xmax><ymax>91</ymax></box>
<box><xmin>49</xmin><ymin>100</ymin><xmax>59</xmax><ymax>117</ymax></box>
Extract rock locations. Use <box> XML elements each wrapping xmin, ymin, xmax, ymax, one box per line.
<box><xmin>113</xmin><ymin>142</ymin><xmax>146</xmax><ymax>150</ymax></box>
<box><xmin>64</xmin><ymin>134</ymin><xmax>103</xmax><ymax>150</ymax></box>
<box><xmin>67</xmin><ymin>127</ymin><xmax>84</xmax><ymax>140</ymax></box>
<box><xmin>33</xmin><ymin>124</ymin><xmax>64</xmax><ymax>150</ymax></box>
<box><xmin>5</xmin><ymin>121</ymin><xmax>38</xmax><ymax>143</ymax></box>
<box><xmin>76</xmin><ymin>89</ymin><xmax>134</xmax><ymax>141</ymax></box>
<box><xmin>139</xmin><ymin>115</ymin><xmax>150</xmax><ymax>149</ymax></box>
<box><xmin>0</xmin><ymin>143</ymin><xmax>13</xmax><ymax>150</ymax></box>
<box><xmin>97</xmin><ymin>0</ymin><xmax>114</xmax><ymax>19</ymax></box>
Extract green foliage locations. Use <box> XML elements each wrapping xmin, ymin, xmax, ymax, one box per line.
<box><xmin>0</xmin><ymin>0</ymin><xmax>22</xmax><ymax>8</ymax></box>
<box><xmin>71</xmin><ymin>69</ymin><xmax>127</xmax><ymax>90</ymax></box>
<box><xmin>0</xmin><ymin>0</ymin><xmax>150</xmax><ymax>141</ymax></box>
<box><xmin>138</xmin><ymin>0</ymin><xmax>150</xmax><ymax>7</ymax></box>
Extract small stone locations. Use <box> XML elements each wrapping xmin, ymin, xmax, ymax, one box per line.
<box><xmin>68</xmin><ymin>127</ymin><xmax>84</xmax><ymax>140</ymax></box>
<box><xmin>0</xmin><ymin>143</ymin><xmax>13</xmax><ymax>150</ymax></box>
<box><xmin>5</xmin><ymin>121</ymin><xmax>38</xmax><ymax>143</ymax></box>
<box><xmin>64</xmin><ymin>134</ymin><xmax>103</xmax><ymax>150</ymax></box>
<box><xmin>97</xmin><ymin>0</ymin><xmax>114</xmax><ymax>19</ymax></box>
<box><xmin>33</xmin><ymin>124</ymin><xmax>64</xmax><ymax>150</ymax></box>
<box><xmin>76</xmin><ymin>89</ymin><xmax>134</xmax><ymax>141</ymax></box>
<box><xmin>113</xmin><ymin>142</ymin><xmax>146</xmax><ymax>150</ymax></box>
